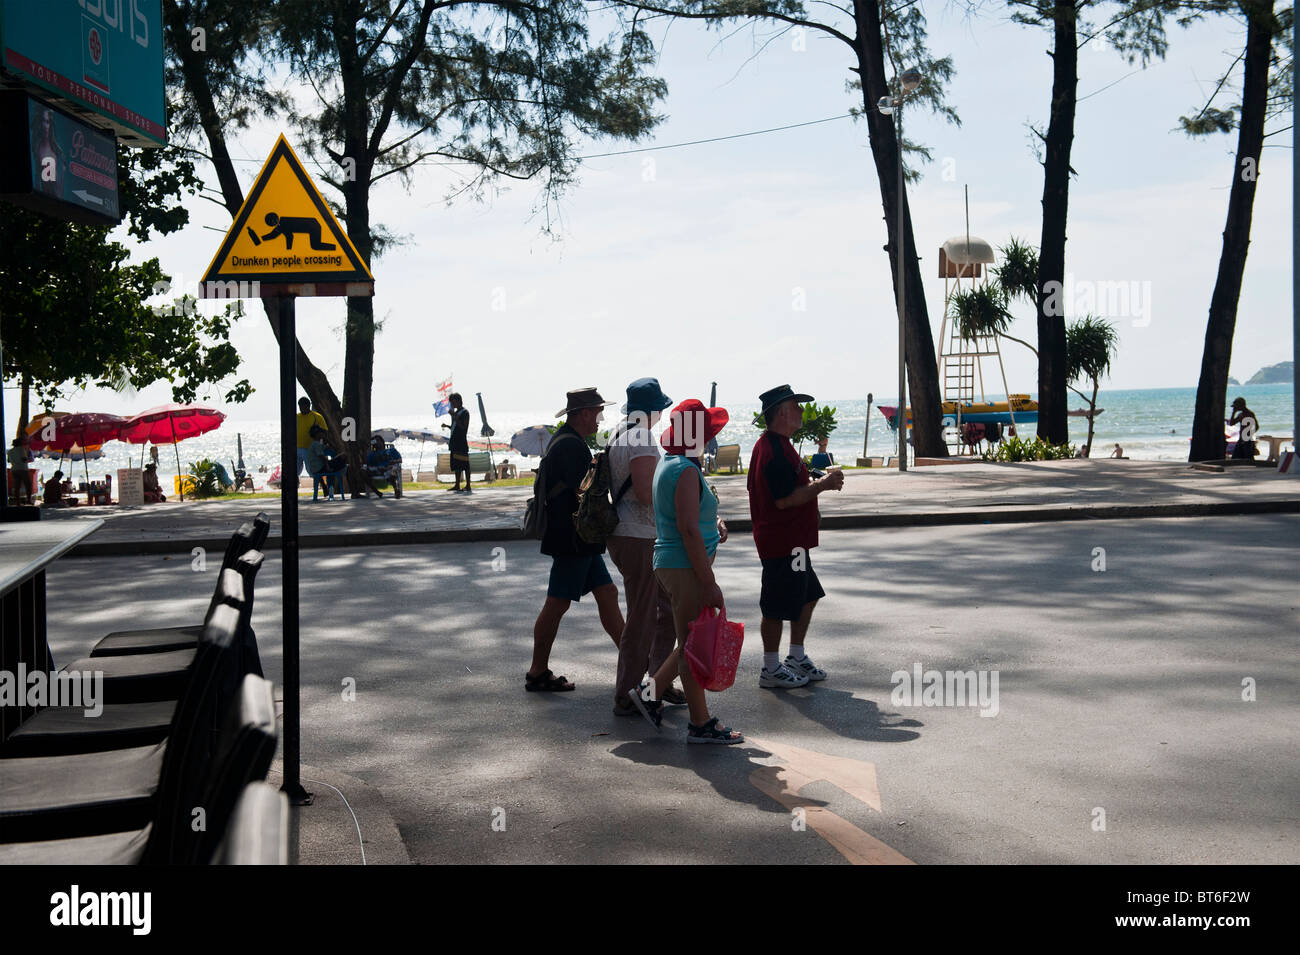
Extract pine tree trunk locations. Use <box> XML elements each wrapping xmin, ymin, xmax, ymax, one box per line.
<box><xmin>17</xmin><ymin>374</ymin><xmax>30</xmax><ymax>440</ymax></box>
<box><xmin>1189</xmin><ymin>0</ymin><xmax>1273</xmax><ymax>461</ymax></box>
<box><xmin>853</xmin><ymin>0</ymin><xmax>947</xmax><ymax>457</ymax></box>
<box><xmin>1035</xmin><ymin>1</ymin><xmax>1078</xmax><ymax>445</ymax></box>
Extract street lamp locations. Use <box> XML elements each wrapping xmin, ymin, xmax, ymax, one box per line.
<box><xmin>880</xmin><ymin>67</ymin><xmax>924</xmax><ymax>471</ymax></box>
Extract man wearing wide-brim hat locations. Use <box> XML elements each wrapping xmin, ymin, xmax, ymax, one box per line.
<box><xmin>746</xmin><ymin>385</ymin><xmax>844</xmax><ymax>689</ymax></box>
<box><xmin>526</xmin><ymin>387</ymin><xmax>625</xmax><ymax>693</ymax></box>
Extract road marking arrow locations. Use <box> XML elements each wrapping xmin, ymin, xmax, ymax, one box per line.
<box><xmin>748</xmin><ymin>736</ymin><xmax>913</xmax><ymax>866</ymax></box>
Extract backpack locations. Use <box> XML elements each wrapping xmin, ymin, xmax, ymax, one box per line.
<box><xmin>521</xmin><ymin>431</ymin><xmax>584</xmax><ymax>540</ymax></box>
<box><xmin>573</xmin><ymin>441</ymin><xmax>634</xmax><ymax>546</ymax></box>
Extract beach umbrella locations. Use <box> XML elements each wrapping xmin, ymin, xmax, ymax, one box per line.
<box><xmin>863</xmin><ymin>392</ymin><xmax>874</xmax><ymax>458</ymax></box>
<box><xmin>120</xmin><ymin>403</ymin><xmax>226</xmax><ymax>502</ymax></box>
<box><xmin>373</xmin><ymin>427</ymin><xmax>398</xmax><ymax>444</ymax></box>
<box><xmin>236</xmin><ymin>433</ymin><xmax>245</xmax><ymax>471</ymax></box>
<box><xmin>476</xmin><ymin>393</ymin><xmax>496</xmax><ymax>472</ymax></box>
<box><xmin>29</xmin><ymin>411</ymin><xmax>126</xmax><ymax>497</ymax></box>
<box><xmin>396</xmin><ymin>428</ymin><xmax>447</xmax><ymax>476</ymax></box>
<box><xmin>510</xmin><ymin>425</ymin><xmax>553</xmax><ymax>458</ymax></box>
<box><xmin>35</xmin><ymin>445</ymin><xmax>103</xmax><ymax>462</ymax></box>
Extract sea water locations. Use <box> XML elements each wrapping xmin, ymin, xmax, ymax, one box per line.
<box><xmin>29</xmin><ymin>383</ymin><xmax>1295</xmax><ymax>489</ymax></box>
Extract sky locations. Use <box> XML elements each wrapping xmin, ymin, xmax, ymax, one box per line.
<box><xmin>5</xmin><ymin>3</ymin><xmax>1294</xmax><ymax>427</ymax></box>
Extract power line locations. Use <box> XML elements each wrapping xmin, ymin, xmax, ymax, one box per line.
<box><xmin>576</xmin><ymin>112</ymin><xmax>855</xmax><ymax>159</ymax></box>
<box><xmin>206</xmin><ymin>112</ymin><xmax>858</xmax><ymax>166</ymax></box>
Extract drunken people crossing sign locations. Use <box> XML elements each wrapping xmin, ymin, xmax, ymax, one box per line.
<box><xmin>200</xmin><ymin>134</ymin><xmax>373</xmax><ymax>298</ymax></box>
<box><xmin>197</xmin><ymin>134</ymin><xmax>376</xmax><ymax>807</ymax></box>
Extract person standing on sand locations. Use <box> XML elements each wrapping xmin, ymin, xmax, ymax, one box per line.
<box><xmin>526</xmin><ymin>388</ymin><xmax>625</xmax><ymax>693</ymax></box>
<box><xmin>747</xmin><ymin>384</ymin><xmax>844</xmax><ymax>689</ymax></box>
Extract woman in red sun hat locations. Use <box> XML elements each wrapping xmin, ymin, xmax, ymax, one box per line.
<box><xmin>627</xmin><ymin>399</ymin><xmax>743</xmax><ymax>744</ymax></box>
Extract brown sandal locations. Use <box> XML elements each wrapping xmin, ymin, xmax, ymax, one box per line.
<box><xmin>525</xmin><ymin>669</ymin><xmax>574</xmax><ymax>692</ymax></box>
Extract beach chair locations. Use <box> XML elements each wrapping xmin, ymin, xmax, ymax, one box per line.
<box><xmin>434</xmin><ymin>451</ymin><xmax>494</xmax><ymax>482</ymax></box>
<box><xmin>713</xmin><ymin>444</ymin><xmax>742</xmax><ymax>474</ymax></box>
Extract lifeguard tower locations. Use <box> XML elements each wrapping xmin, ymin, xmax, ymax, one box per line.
<box><xmin>934</xmin><ymin>234</ymin><xmax>1030</xmax><ymax>455</ymax></box>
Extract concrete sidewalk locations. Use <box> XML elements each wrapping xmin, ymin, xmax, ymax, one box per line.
<box><xmin>35</xmin><ymin>458</ymin><xmax>1300</xmax><ymax>555</ymax></box>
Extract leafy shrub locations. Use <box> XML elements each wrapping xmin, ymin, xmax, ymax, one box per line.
<box><xmin>981</xmin><ymin>436</ymin><xmax>1076</xmax><ymax>462</ymax></box>
<box><xmin>752</xmin><ymin>402</ymin><xmax>838</xmax><ymax>451</ymax></box>
<box><xmin>188</xmin><ymin>458</ymin><xmax>225</xmax><ymax>498</ymax></box>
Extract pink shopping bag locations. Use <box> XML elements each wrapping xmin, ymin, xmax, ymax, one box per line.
<box><xmin>684</xmin><ymin>606</ymin><xmax>745</xmax><ymax>692</ymax></box>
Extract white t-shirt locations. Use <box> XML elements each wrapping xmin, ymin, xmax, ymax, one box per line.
<box><xmin>608</xmin><ymin>421</ymin><xmax>659</xmax><ymax>539</ymax></box>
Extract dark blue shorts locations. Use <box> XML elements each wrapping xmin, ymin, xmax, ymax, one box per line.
<box><xmin>548</xmin><ymin>554</ymin><xmax>613</xmax><ymax>602</ymax></box>
<box><xmin>759</xmin><ymin>553</ymin><xmax>825</xmax><ymax>621</ymax></box>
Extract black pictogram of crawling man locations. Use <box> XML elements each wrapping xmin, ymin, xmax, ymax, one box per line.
<box><xmin>250</xmin><ymin>212</ymin><xmax>337</xmax><ymax>251</ymax></box>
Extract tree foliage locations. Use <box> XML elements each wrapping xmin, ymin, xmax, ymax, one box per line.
<box><xmin>1177</xmin><ymin>1</ymin><xmax>1293</xmax><ymax>136</ymax></box>
<box><xmin>0</xmin><ymin>143</ymin><xmax>251</xmax><ymax>410</ymax></box>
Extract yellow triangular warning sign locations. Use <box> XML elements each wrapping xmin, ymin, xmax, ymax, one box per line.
<box><xmin>201</xmin><ymin>135</ymin><xmax>373</xmax><ymax>293</ymax></box>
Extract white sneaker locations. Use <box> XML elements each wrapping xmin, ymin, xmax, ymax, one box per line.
<box><xmin>760</xmin><ymin>664</ymin><xmax>809</xmax><ymax>689</ymax></box>
<box><xmin>784</xmin><ymin>654</ymin><xmax>827</xmax><ymax>682</ymax></box>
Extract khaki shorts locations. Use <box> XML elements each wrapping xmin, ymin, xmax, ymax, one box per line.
<box><xmin>654</xmin><ymin>567</ymin><xmax>706</xmax><ymax>650</ymax></box>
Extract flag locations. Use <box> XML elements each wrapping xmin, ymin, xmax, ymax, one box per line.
<box><xmin>434</xmin><ymin>375</ymin><xmax>453</xmax><ymax>416</ymax></box>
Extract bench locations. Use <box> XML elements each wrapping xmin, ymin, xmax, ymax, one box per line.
<box><xmin>1256</xmin><ymin>435</ymin><xmax>1294</xmax><ymax>464</ymax></box>
<box><xmin>434</xmin><ymin>451</ymin><xmax>495</xmax><ymax>482</ymax></box>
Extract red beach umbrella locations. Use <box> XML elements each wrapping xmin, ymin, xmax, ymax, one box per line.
<box><xmin>120</xmin><ymin>404</ymin><xmax>226</xmax><ymax>501</ymax></box>
<box><xmin>28</xmin><ymin>412</ymin><xmax>127</xmax><ymax>496</ymax></box>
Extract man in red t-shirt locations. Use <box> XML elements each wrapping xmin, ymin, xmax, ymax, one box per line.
<box><xmin>747</xmin><ymin>385</ymin><xmax>844</xmax><ymax>688</ymax></box>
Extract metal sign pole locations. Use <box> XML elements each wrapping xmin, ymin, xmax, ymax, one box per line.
<box><xmin>278</xmin><ymin>294</ymin><xmax>312</xmax><ymax>805</ymax></box>
<box><xmin>896</xmin><ymin>104</ymin><xmax>908</xmax><ymax>472</ymax></box>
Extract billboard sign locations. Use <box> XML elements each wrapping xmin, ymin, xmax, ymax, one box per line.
<box><xmin>0</xmin><ymin>0</ymin><xmax>165</xmax><ymax>146</ymax></box>
<box><xmin>0</xmin><ymin>91</ymin><xmax>120</xmax><ymax>224</ymax></box>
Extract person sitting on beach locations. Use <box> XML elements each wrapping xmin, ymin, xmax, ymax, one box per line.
<box><xmin>305</xmin><ymin>425</ymin><xmax>347</xmax><ymax>500</ymax></box>
<box><xmin>809</xmin><ymin>436</ymin><xmax>835</xmax><ymax>472</ymax></box>
<box><xmin>365</xmin><ymin>435</ymin><xmax>403</xmax><ymax>499</ymax></box>
<box><xmin>1227</xmin><ymin>397</ymin><xmax>1259</xmax><ymax>460</ymax></box>
<box><xmin>142</xmin><ymin>463</ymin><xmax>166</xmax><ymax>503</ymax></box>
<box><xmin>42</xmin><ymin>470</ymin><xmax>70</xmax><ymax>508</ymax></box>
<box><xmin>1110</xmin><ymin>444</ymin><xmax>1124</xmax><ymax>459</ymax></box>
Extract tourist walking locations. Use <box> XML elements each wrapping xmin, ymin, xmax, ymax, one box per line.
<box><xmin>630</xmin><ymin>399</ymin><xmax>742</xmax><ymax>744</ymax></box>
<box><xmin>526</xmin><ymin>388</ymin><xmax>625</xmax><ymax>692</ymax></box>
<box><xmin>607</xmin><ymin>378</ymin><xmax>685</xmax><ymax>716</ymax></box>
<box><xmin>746</xmin><ymin>384</ymin><xmax>844</xmax><ymax>689</ymax></box>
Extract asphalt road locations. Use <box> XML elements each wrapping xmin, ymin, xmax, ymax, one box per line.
<box><xmin>45</xmin><ymin>515</ymin><xmax>1300</xmax><ymax>864</ymax></box>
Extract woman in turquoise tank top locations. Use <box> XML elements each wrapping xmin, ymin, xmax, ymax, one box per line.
<box><xmin>628</xmin><ymin>400</ymin><xmax>743</xmax><ymax>745</ymax></box>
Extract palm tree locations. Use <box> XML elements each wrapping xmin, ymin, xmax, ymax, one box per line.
<box><xmin>1065</xmin><ymin>316</ymin><xmax>1118</xmax><ymax>457</ymax></box>
<box><xmin>947</xmin><ymin>236</ymin><xmax>1043</xmax><ymax>360</ymax></box>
